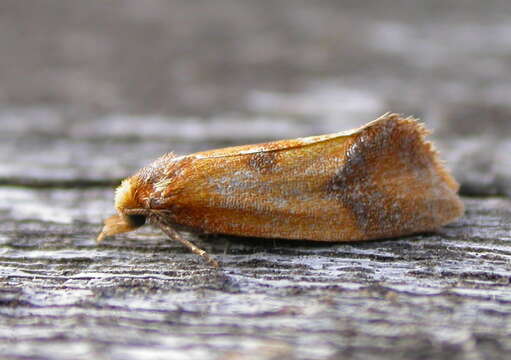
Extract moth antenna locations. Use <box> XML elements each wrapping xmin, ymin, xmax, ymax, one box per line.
<box><xmin>150</xmin><ymin>213</ymin><xmax>220</xmax><ymax>268</ymax></box>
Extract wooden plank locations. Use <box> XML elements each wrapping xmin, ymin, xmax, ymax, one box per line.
<box><xmin>0</xmin><ymin>188</ymin><xmax>510</xmax><ymax>359</ymax></box>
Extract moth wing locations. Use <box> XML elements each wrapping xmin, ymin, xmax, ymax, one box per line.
<box><xmin>163</xmin><ymin>114</ymin><xmax>463</xmax><ymax>241</ymax></box>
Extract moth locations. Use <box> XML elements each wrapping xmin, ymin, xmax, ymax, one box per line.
<box><xmin>98</xmin><ymin>113</ymin><xmax>464</xmax><ymax>267</ymax></box>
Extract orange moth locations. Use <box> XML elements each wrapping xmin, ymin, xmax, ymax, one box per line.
<box><xmin>98</xmin><ymin>113</ymin><xmax>464</xmax><ymax>267</ymax></box>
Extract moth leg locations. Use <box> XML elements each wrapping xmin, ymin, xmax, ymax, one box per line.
<box><xmin>150</xmin><ymin>214</ymin><xmax>220</xmax><ymax>268</ymax></box>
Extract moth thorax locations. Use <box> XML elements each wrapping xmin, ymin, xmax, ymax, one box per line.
<box><xmin>114</xmin><ymin>177</ymin><xmax>140</xmax><ymax>212</ymax></box>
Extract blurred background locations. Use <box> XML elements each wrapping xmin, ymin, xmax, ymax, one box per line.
<box><xmin>1</xmin><ymin>0</ymin><xmax>510</xmax><ymax>192</ymax></box>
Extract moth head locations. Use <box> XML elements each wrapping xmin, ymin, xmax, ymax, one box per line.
<box><xmin>114</xmin><ymin>177</ymin><xmax>141</xmax><ymax>212</ymax></box>
<box><xmin>97</xmin><ymin>177</ymin><xmax>146</xmax><ymax>243</ymax></box>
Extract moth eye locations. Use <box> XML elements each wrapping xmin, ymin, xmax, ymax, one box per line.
<box><xmin>126</xmin><ymin>214</ymin><xmax>146</xmax><ymax>228</ymax></box>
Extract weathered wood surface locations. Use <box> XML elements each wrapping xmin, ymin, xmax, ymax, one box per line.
<box><xmin>1</xmin><ymin>189</ymin><xmax>510</xmax><ymax>360</ymax></box>
<box><xmin>1</xmin><ymin>1</ymin><xmax>511</xmax><ymax>359</ymax></box>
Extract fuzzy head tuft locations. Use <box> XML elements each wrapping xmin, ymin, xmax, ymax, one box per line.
<box><xmin>96</xmin><ymin>177</ymin><xmax>146</xmax><ymax>243</ymax></box>
<box><xmin>97</xmin><ymin>177</ymin><xmax>145</xmax><ymax>243</ymax></box>
<box><xmin>114</xmin><ymin>177</ymin><xmax>140</xmax><ymax>212</ymax></box>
